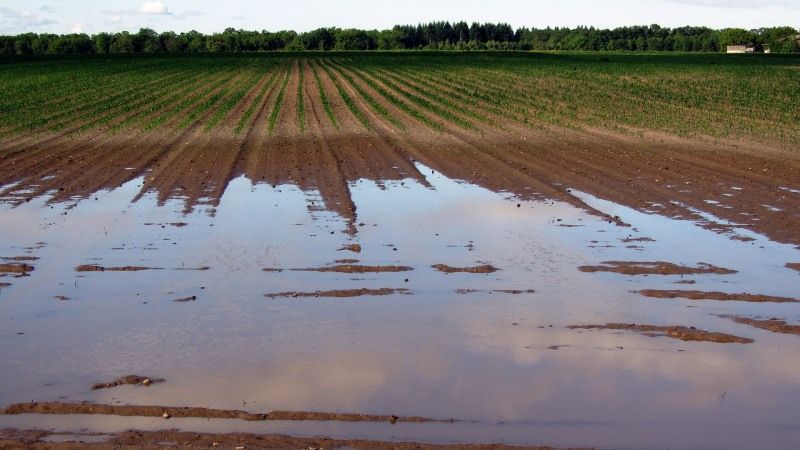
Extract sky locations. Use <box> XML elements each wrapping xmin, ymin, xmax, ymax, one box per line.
<box><xmin>1</xmin><ymin>0</ymin><xmax>798</xmax><ymax>35</ymax></box>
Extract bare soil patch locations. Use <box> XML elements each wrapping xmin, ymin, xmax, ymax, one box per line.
<box><xmin>637</xmin><ymin>289</ymin><xmax>799</xmax><ymax>303</ymax></box>
<box><xmin>0</xmin><ymin>428</ymin><xmax>570</xmax><ymax>449</ymax></box>
<box><xmin>578</xmin><ymin>261</ymin><xmax>736</xmax><ymax>276</ymax></box>
<box><xmin>1</xmin><ymin>402</ymin><xmax>441</xmax><ymax>424</ymax></box>
<box><xmin>787</xmin><ymin>263</ymin><xmax>800</xmax><ymax>272</ymax></box>
<box><xmin>568</xmin><ymin>323</ymin><xmax>753</xmax><ymax>343</ymax></box>
<box><xmin>717</xmin><ymin>315</ymin><xmax>800</xmax><ymax>336</ymax></box>
<box><xmin>0</xmin><ymin>263</ymin><xmax>34</xmax><ymax>274</ymax></box>
<box><xmin>433</xmin><ymin>264</ymin><xmax>499</xmax><ymax>274</ymax></box>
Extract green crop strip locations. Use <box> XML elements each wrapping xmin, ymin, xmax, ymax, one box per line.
<box><xmin>337</xmin><ymin>62</ymin><xmax>443</xmax><ymax>131</ymax></box>
<box><xmin>145</xmin><ymin>68</ymin><xmax>242</xmax><ymax>131</ymax></box>
<box><xmin>321</xmin><ymin>60</ymin><xmax>402</xmax><ymax>130</ymax></box>
<box><xmin>297</xmin><ymin>60</ymin><xmax>306</xmax><ymax>133</ymax></box>
<box><xmin>268</xmin><ymin>64</ymin><xmax>292</xmax><ymax>135</ymax></box>
<box><xmin>1</xmin><ymin>54</ymin><xmax>798</xmax><ymax>146</ymax></box>
<box><xmin>234</xmin><ymin>64</ymin><xmax>284</xmax><ymax>135</ymax></box>
<box><xmin>317</xmin><ymin>61</ymin><xmax>371</xmax><ymax>131</ymax></box>
<box><xmin>374</xmin><ymin>67</ymin><xmax>489</xmax><ymax>126</ymax></box>
<box><xmin>204</xmin><ymin>71</ymin><xmax>264</xmax><ymax>132</ymax></box>
<box><xmin>310</xmin><ymin>60</ymin><xmax>338</xmax><ymax>130</ymax></box>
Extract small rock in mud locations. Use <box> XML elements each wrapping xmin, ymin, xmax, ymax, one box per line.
<box><xmin>338</xmin><ymin>244</ymin><xmax>362</xmax><ymax>253</ymax></box>
<box><xmin>91</xmin><ymin>375</ymin><xmax>165</xmax><ymax>390</ymax></box>
<box><xmin>578</xmin><ymin>261</ymin><xmax>736</xmax><ymax>276</ymax></box>
<box><xmin>432</xmin><ymin>264</ymin><xmax>499</xmax><ymax>274</ymax></box>
<box><xmin>637</xmin><ymin>289</ymin><xmax>799</xmax><ymax>303</ymax></box>
<box><xmin>174</xmin><ymin>296</ymin><xmax>197</xmax><ymax>302</ymax></box>
<box><xmin>717</xmin><ymin>315</ymin><xmax>800</xmax><ymax>336</ymax></box>
<box><xmin>568</xmin><ymin>323</ymin><xmax>753</xmax><ymax>344</ymax></box>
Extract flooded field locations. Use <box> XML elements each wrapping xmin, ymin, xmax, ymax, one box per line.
<box><xmin>1</xmin><ymin>160</ymin><xmax>799</xmax><ymax>449</ymax></box>
<box><xmin>1</xmin><ymin>53</ymin><xmax>800</xmax><ymax>449</ymax></box>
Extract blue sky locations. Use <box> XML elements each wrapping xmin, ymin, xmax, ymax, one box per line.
<box><xmin>1</xmin><ymin>0</ymin><xmax>798</xmax><ymax>35</ymax></box>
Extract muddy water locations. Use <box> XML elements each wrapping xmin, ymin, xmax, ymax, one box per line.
<box><xmin>0</xmin><ymin>165</ymin><xmax>799</xmax><ymax>449</ymax></box>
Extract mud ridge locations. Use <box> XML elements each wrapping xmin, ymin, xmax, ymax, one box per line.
<box><xmin>1</xmin><ymin>402</ymin><xmax>445</xmax><ymax>424</ymax></box>
<box><xmin>0</xmin><ymin>428</ymin><xmax>570</xmax><ymax>449</ymax></box>
<box><xmin>91</xmin><ymin>375</ymin><xmax>165</xmax><ymax>390</ymax></box>
<box><xmin>637</xmin><ymin>289</ymin><xmax>799</xmax><ymax>303</ymax></box>
<box><xmin>455</xmin><ymin>289</ymin><xmax>536</xmax><ymax>295</ymax></box>
<box><xmin>0</xmin><ymin>263</ymin><xmax>34</xmax><ymax>274</ymax></box>
<box><xmin>433</xmin><ymin>264</ymin><xmax>499</xmax><ymax>274</ymax></box>
<box><xmin>75</xmin><ymin>265</ymin><xmax>161</xmax><ymax>272</ymax></box>
<box><xmin>293</xmin><ymin>264</ymin><xmax>413</xmax><ymax>273</ymax></box>
<box><xmin>266</xmin><ymin>288</ymin><xmax>410</xmax><ymax>298</ymax></box>
<box><xmin>717</xmin><ymin>315</ymin><xmax>800</xmax><ymax>336</ymax></box>
<box><xmin>578</xmin><ymin>261</ymin><xmax>736</xmax><ymax>276</ymax></box>
<box><xmin>568</xmin><ymin>323</ymin><xmax>753</xmax><ymax>343</ymax></box>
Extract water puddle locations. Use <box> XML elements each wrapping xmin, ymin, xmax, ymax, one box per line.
<box><xmin>0</xmin><ymin>165</ymin><xmax>799</xmax><ymax>449</ymax></box>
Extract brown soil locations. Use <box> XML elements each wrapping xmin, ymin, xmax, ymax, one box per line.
<box><xmin>75</xmin><ymin>265</ymin><xmax>160</xmax><ymax>272</ymax></box>
<box><xmin>717</xmin><ymin>315</ymin><xmax>800</xmax><ymax>336</ymax></box>
<box><xmin>293</xmin><ymin>265</ymin><xmax>413</xmax><ymax>273</ymax></box>
<box><xmin>578</xmin><ymin>261</ymin><xmax>736</xmax><ymax>276</ymax></box>
<box><xmin>335</xmin><ymin>258</ymin><xmax>360</xmax><ymax>264</ymax></box>
<box><xmin>455</xmin><ymin>289</ymin><xmax>536</xmax><ymax>295</ymax></box>
<box><xmin>265</xmin><ymin>288</ymin><xmax>409</xmax><ymax>298</ymax></box>
<box><xmin>1</xmin><ymin>402</ymin><xmax>440</xmax><ymax>424</ymax></box>
<box><xmin>787</xmin><ymin>263</ymin><xmax>800</xmax><ymax>272</ymax></box>
<box><xmin>2</xmin><ymin>58</ymin><xmax>799</xmax><ymax>246</ymax></box>
<box><xmin>0</xmin><ymin>428</ymin><xmax>573</xmax><ymax>450</ymax></box>
<box><xmin>637</xmin><ymin>289</ymin><xmax>799</xmax><ymax>303</ymax></box>
<box><xmin>432</xmin><ymin>264</ymin><xmax>499</xmax><ymax>274</ymax></box>
<box><xmin>568</xmin><ymin>323</ymin><xmax>753</xmax><ymax>343</ymax></box>
<box><xmin>2</xmin><ymin>403</ymin><xmax>266</xmax><ymax>421</ymax></box>
<box><xmin>339</xmin><ymin>244</ymin><xmax>363</xmax><ymax>253</ymax></box>
<box><xmin>90</xmin><ymin>375</ymin><xmax>165</xmax><ymax>390</ymax></box>
<box><xmin>0</xmin><ymin>264</ymin><xmax>33</xmax><ymax>274</ymax></box>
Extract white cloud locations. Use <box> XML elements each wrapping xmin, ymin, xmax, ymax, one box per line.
<box><xmin>71</xmin><ymin>22</ymin><xmax>84</xmax><ymax>33</ymax></box>
<box><xmin>0</xmin><ymin>6</ymin><xmax>58</xmax><ymax>33</ymax></box>
<box><xmin>661</xmin><ymin>0</ymin><xmax>797</xmax><ymax>7</ymax></box>
<box><xmin>139</xmin><ymin>2</ymin><xmax>170</xmax><ymax>15</ymax></box>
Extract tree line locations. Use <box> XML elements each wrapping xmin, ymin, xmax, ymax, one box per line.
<box><xmin>2</xmin><ymin>22</ymin><xmax>798</xmax><ymax>55</ymax></box>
